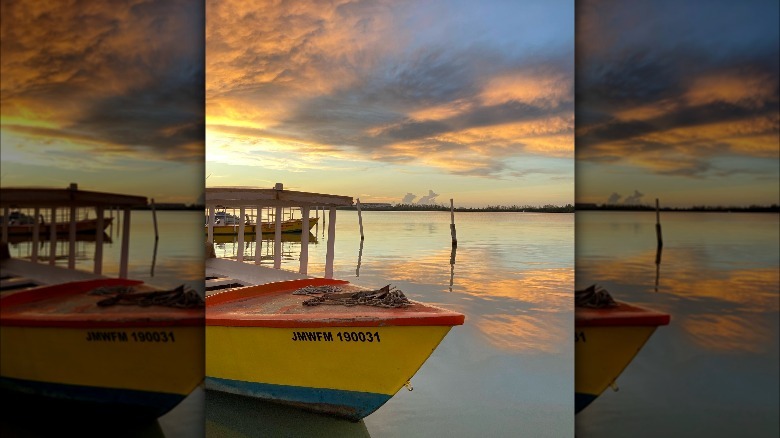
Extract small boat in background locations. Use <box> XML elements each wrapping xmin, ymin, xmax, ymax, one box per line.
<box><xmin>205</xmin><ymin>277</ymin><xmax>464</xmax><ymax>421</ymax></box>
<box><xmin>2</xmin><ymin>217</ymin><xmax>113</xmax><ymax>236</ymax></box>
<box><xmin>205</xmin><ymin>217</ymin><xmax>318</xmax><ymax>235</ymax></box>
<box><xmin>574</xmin><ymin>285</ymin><xmax>670</xmax><ymax>413</ymax></box>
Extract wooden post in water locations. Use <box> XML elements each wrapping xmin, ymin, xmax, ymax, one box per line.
<box><xmin>49</xmin><ymin>207</ymin><xmax>57</xmax><ymax>265</ymax></box>
<box><xmin>450</xmin><ymin>199</ymin><xmax>457</xmax><ymax>247</ymax></box>
<box><xmin>31</xmin><ymin>207</ymin><xmax>40</xmax><ymax>263</ymax></box>
<box><xmin>149</xmin><ymin>204</ymin><xmax>158</xmax><ymax>276</ymax></box>
<box><xmin>356</xmin><ymin>198</ymin><xmax>364</xmax><ymax>240</ymax></box>
<box><xmin>255</xmin><ymin>205</ymin><xmax>263</xmax><ymax>264</ymax></box>
<box><xmin>237</xmin><ymin>206</ymin><xmax>246</xmax><ymax>262</ymax></box>
<box><xmin>68</xmin><ymin>205</ymin><xmax>77</xmax><ymax>269</ymax></box>
<box><xmin>274</xmin><ymin>206</ymin><xmax>282</xmax><ymax>269</ymax></box>
<box><xmin>655</xmin><ymin>198</ymin><xmax>663</xmax><ymax>249</ymax></box>
<box><xmin>1</xmin><ymin>207</ymin><xmax>8</xmax><ymax>243</ymax></box>
<box><xmin>149</xmin><ymin>200</ymin><xmax>159</xmax><ymax>275</ymax></box>
<box><xmin>325</xmin><ymin>207</ymin><xmax>337</xmax><ymax>278</ymax></box>
<box><xmin>151</xmin><ymin>198</ymin><xmax>159</xmax><ymax>241</ymax></box>
<box><xmin>300</xmin><ymin>206</ymin><xmax>310</xmax><ymax>275</ymax></box>
<box><xmin>119</xmin><ymin>208</ymin><xmax>131</xmax><ymax>278</ymax></box>
<box><xmin>449</xmin><ymin>246</ymin><xmax>457</xmax><ymax>292</ymax></box>
<box><xmin>356</xmin><ymin>238</ymin><xmax>363</xmax><ymax>277</ymax></box>
<box><xmin>94</xmin><ymin>206</ymin><xmax>104</xmax><ymax>274</ymax></box>
<box><xmin>207</xmin><ymin>207</ymin><xmax>215</xmax><ymax>244</ymax></box>
<box><xmin>654</xmin><ymin>199</ymin><xmax>663</xmax><ymax>291</ymax></box>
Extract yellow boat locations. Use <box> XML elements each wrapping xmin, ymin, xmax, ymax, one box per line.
<box><xmin>205</xmin><ymin>217</ymin><xmax>318</xmax><ymax>235</ymax></box>
<box><xmin>206</xmin><ymin>277</ymin><xmax>465</xmax><ymax>421</ymax></box>
<box><xmin>575</xmin><ymin>300</ymin><xmax>670</xmax><ymax>412</ymax></box>
<box><xmin>0</xmin><ymin>278</ymin><xmax>205</xmax><ymax>419</ymax></box>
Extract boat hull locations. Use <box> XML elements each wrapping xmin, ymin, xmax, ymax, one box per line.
<box><xmin>205</xmin><ymin>277</ymin><xmax>463</xmax><ymax>420</ymax></box>
<box><xmin>0</xmin><ymin>377</ymin><xmax>188</xmax><ymax>420</ymax></box>
<box><xmin>574</xmin><ymin>302</ymin><xmax>670</xmax><ymax>413</ymax></box>
<box><xmin>206</xmin><ymin>324</ymin><xmax>452</xmax><ymax>420</ymax></box>
<box><xmin>574</xmin><ymin>325</ymin><xmax>659</xmax><ymax>413</ymax></box>
<box><xmin>0</xmin><ymin>278</ymin><xmax>205</xmax><ymax>418</ymax></box>
<box><xmin>5</xmin><ymin>217</ymin><xmax>113</xmax><ymax>236</ymax></box>
<box><xmin>206</xmin><ymin>218</ymin><xmax>318</xmax><ymax>235</ymax></box>
<box><xmin>0</xmin><ymin>324</ymin><xmax>204</xmax><ymax>418</ymax></box>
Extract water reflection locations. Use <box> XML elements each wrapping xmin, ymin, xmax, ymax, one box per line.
<box><xmin>449</xmin><ymin>245</ymin><xmax>456</xmax><ymax>292</ymax></box>
<box><xmin>356</xmin><ymin>238</ymin><xmax>364</xmax><ymax>277</ymax></box>
<box><xmin>576</xmin><ymin>211</ymin><xmax>779</xmax><ymax>437</ymax></box>
<box><xmin>213</xmin><ymin>232</ymin><xmax>317</xmax><ymax>262</ymax></box>
<box><xmin>478</xmin><ymin>313</ymin><xmax>569</xmax><ymax>354</ymax></box>
<box><xmin>1</xmin><ymin>390</ymin><xmax>166</xmax><ymax>437</ymax></box>
<box><xmin>4</xmin><ymin>211</ymin><xmax>205</xmax><ymax>290</ymax></box>
<box><xmin>206</xmin><ymin>390</ymin><xmax>371</xmax><ymax>438</ymax></box>
<box><xmin>151</xmin><ymin>237</ymin><xmax>159</xmax><ymax>277</ymax></box>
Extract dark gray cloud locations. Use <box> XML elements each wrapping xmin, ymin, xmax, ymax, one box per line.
<box><xmin>577</xmin><ymin>0</ymin><xmax>779</xmax><ymax>174</ymax></box>
<box><xmin>272</xmin><ymin>47</ymin><xmax>573</xmax><ymax>172</ymax></box>
<box><xmin>1</xmin><ymin>0</ymin><xmax>204</xmax><ymax>161</ymax></box>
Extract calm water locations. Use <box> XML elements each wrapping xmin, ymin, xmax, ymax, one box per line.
<box><xmin>575</xmin><ymin>211</ymin><xmax>779</xmax><ymax>437</ymax></box>
<box><xmin>3</xmin><ymin>210</ymin><xmax>204</xmax><ymax>438</ymax></box>
<box><xmin>208</xmin><ymin>211</ymin><xmax>574</xmax><ymax>437</ymax></box>
<box><xmin>6</xmin><ymin>210</ymin><xmax>204</xmax><ymax>290</ymax></box>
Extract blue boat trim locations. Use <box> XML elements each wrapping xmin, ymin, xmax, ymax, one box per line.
<box><xmin>0</xmin><ymin>377</ymin><xmax>186</xmax><ymax>418</ymax></box>
<box><xmin>575</xmin><ymin>392</ymin><xmax>598</xmax><ymax>413</ymax></box>
<box><xmin>206</xmin><ymin>377</ymin><xmax>392</xmax><ymax>421</ymax></box>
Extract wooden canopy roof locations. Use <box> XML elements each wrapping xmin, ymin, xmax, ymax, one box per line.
<box><xmin>205</xmin><ymin>186</ymin><xmax>353</xmax><ymax>209</ymax></box>
<box><xmin>0</xmin><ymin>184</ymin><xmax>147</xmax><ymax>208</ymax></box>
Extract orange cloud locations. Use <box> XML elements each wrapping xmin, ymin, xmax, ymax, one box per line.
<box><xmin>685</xmin><ymin>72</ymin><xmax>777</xmax><ymax>108</ymax></box>
<box><xmin>206</xmin><ymin>0</ymin><xmax>574</xmax><ymax>182</ymax></box>
<box><xmin>480</xmin><ymin>71</ymin><xmax>572</xmax><ymax>108</ymax></box>
<box><xmin>2</xmin><ymin>0</ymin><xmax>204</xmax><ymax>163</ymax></box>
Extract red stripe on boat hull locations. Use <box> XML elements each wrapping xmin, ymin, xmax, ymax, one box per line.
<box><xmin>576</xmin><ymin>302</ymin><xmax>670</xmax><ymax>327</ymax></box>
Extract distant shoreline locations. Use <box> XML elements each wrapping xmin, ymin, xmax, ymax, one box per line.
<box><xmin>574</xmin><ymin>204</ymin><xmax>779</xmax><ymax>213</ymax></box>
<box><xmin>141</xmin><ymin>204</ymin><xmax>779</xmax><ymax>213</ymax></box>
<box><xmin>341</xmin><ymin>204</ymin><xmax>575</xmax><ymax>213</ymax></box>
<box><xmin>134</xmin><ymin>204</ymin><xmax>204</xmax><ymax>211</ymax></box>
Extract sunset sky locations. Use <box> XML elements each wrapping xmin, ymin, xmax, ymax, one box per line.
<box><xmin>206</xmin><ymin>0</ymin><xmax>574</xmax><ymax>207</ymax></box>
<box><xmin>0</xmin><ymin>0</ymin><xmax>204</xmax><ymax>204</ymax></box>
<box><xmin>576</xmin><ymin>0</ymin><xmax>779</xmax><ymax>208</ymax></box>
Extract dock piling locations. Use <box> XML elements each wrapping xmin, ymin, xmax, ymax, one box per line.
<box><xmin>356</xmin><ymin>198</ymin><xmax>364</xmax><ymax>240</ymax></box>
<box><xmin>450</xmin><ymin>199</ymin><xmax>457</xmax><ymax>247</ymax></box>
<box><xmin>151</xmin><ymin>198</ymin><xmax>159</xmax><ymax>242</ymax></box>
<box><xmin>655</xmin><ymin>198</ymin><xmax>663</xmax><ymax>249</ymax></box>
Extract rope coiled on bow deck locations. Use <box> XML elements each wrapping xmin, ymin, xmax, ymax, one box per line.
<box><xmin>88</xmin><ymin>284</ymin><xmax>205</xmax><ymax>308</ymax></box>
<box><xmin>294</xmin><ymin>284</ymin><xmax>411</xmax><ymax>308</ymax></box>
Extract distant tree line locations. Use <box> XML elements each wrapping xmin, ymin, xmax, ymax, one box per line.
<box><xmin>343</xmin><ymin>203</ymin><xmax>575</xmax><ymax>213</ymax></box>
<box><xmin>575</xmin><ymin>203</ymin><xmax>779</xmax><ymax>213</ymax></box>
<box><xmin>133</xmin><ymin>203</ymin><xmax>205</xmax><ymax>211</ymax></box>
